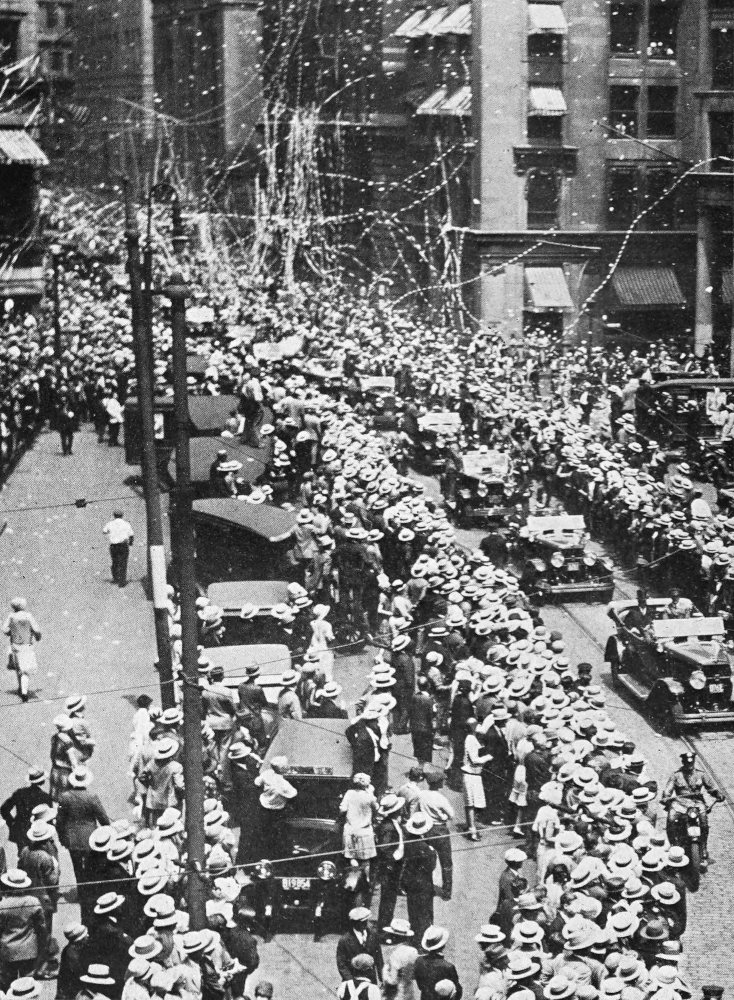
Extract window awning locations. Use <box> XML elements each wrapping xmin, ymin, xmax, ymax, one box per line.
<box><xmin>723</xmin><ymin>268</ymin><xmax>733</xmax><ymax>305</ymax></box>
<box><xmin>411</xmin><ymin>6</ymin><xmax>449</xmax><ymax>36</ymax></box>
<box><xmin>524</xmin><ymin>267</ymin><xmax>574</xmax><ymax>310</ymax></box>
<box><xmin>441</xmin><ymin>84</ymin><xmax>472</xmax><ymax>117</ymax></box>
<box><xmin>610</xmin><ymin>267</ymin><xmax>686</xmax><ymax>309</ymax></box>
<box><xmin>528</xmin><ymin>86</ymin><xmax>567</xmax><ymax>116</ymax></box>
<box><xmin>0</xmin><ymin>130</ymin><xmax>48</xmax><ymax>166</ymax></box>
<box><xmin>394</xmin><ymin>9</ymin><xmax>428</xmax><ymax>38</ymax></box>
<box><xmin>528</xmin><ymin>3</ymin><xmax>568</xmax><ymax>34</ymax></box>
<box><xmin>416</xmin><ymin>86</ymin><xmax>448</xmax><ymax>115</ymax></box>
<box><xmin>434</xmin><ymin>3</ymin><xmax>471</xmax><ymax>35</ymax></box>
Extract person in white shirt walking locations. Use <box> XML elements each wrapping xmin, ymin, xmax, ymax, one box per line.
<box><xmin>3</xmin><ymin>598</ymin><xmax>41</xmax><ymax>702</ymax></box>
<box><xmin>417</xmin><ymin>768</ymin><xmax>455</xmax><ymax>900</ymax></box>
<box><xmin>103</xmin><ymin>511</ymin><xmax>134</xmax><ymax>587</ymax></box>
<box><xmin>102</xmin><ymin>391</ymin><xmax>123</xmax><ymax>447</ymax></box>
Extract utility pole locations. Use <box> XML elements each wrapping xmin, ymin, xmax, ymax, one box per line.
<box><xmin>121</xmin><ymin>181</ymin><xmax>175</xmax><ymax>709</ymax></box>
<box><xmin>167</xmin><ymin>271</ymin><xmax>207</xmax><ymax>930</ymax></box>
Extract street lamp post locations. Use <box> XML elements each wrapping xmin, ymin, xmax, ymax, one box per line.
<box><xmin>166</xmin><ymin>270</ymin><xmax>207</xmax><ymax>930</ymax></box>
<box><xmin>48</xmin><ymin>244</ymin><xmax>62</xmax><ymax>366</ymax></box>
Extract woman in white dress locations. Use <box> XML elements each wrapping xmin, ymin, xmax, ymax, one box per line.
<box><xmin>309</xmin><ymin>604</ymin><xmax>335</xmax><ymax>681</ymax></box>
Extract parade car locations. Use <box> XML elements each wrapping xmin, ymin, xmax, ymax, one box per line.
<box><xmin>605</xmin><ymin>599</ymin><xmax>734</xmax><ymax>733</ymax></box>
<box><xmin>447</xmin><ymin>448</ymin><xmax>517</xmax><ymax>527</ymax></box>
<box><xmin>411</xmin><ymin>410</ymin><xmax>462</xmax><ymax>473</ymax></box>
<box><xmin>192</xmin><ymin>500</ymin><xmax>298</xmax><ymax>585</ymax></box>
<box><xmin>518</xmin><ymin>514</ymin><xmax>614</xmax><ymax>602</ymax></box>
<box><xmin>212</xmin><ymin>642</ymin><xmax>291</xmax><ymax>742</ymax></box>
<box><xmin>244</xmin><ymin>719</ymin><xmax>359</xmax><ymax>940</ymax></box>
<box><xmin>359</xmin><ymin>375</ymin><xmax>399</xmax><ymax>430</ymax></box>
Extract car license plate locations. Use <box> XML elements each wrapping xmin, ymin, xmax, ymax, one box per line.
<box><xmin>687</xmin><ymin>825</ymin><xmax>701</xmax><ymax>837</ymax></box>
<box><xmin>282</xmin><ymin>877</ymin><xmax>311</xmax><ymax>891</ymax></box>
<box><xmin>565</xmin><ymin>561</ymin><xmax>580</xmax><ymax>573</ymax></box>
<box><xmin>709</xmin><ymin>683</ymin><xmax>724</xmax><ymax>693</ymax></box>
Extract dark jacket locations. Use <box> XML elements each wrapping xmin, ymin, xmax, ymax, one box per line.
<box><xmin>414</xmin><ymin>953</ymin><xmax>462</xmax><ymax>1000</ymax></box>
<box><xmin>311</xmin><ymin>699</ymin><xmax>349</xmax><ymax>719</ymax></box>
<box><xmin>1</xmin><ymin>784</ymin><xmax>53</xmax><ymax>847</ymax></box>
<box><xmin>85</xmin><ymin>919</ymin><xmax>132</xmax><ymax>998</ymax></box>
<box><xmin>336</xmin><ymin>927</ymin><xmax>384</xmax><ymax>982</ymax></box>
<box><xmin>400</xmin><ymin>835</ymin><xmax>436</xmax><ymax>894</ymax></box>
<box><xmin>57</xmin><ymin>790</ymin><xmax>110</xmax><ymax>852</ymax></box>
<box><xmin>56</xmin><ymin>938</ymin><xmax>90</xmax><ymax>1000</ymax></box>
<box><xmin>409</xmin><ymin>691</ymin><xmax>435</xmax><ymax>734</ymax></box>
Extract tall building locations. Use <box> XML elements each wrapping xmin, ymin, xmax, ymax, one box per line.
<box><xmin>370</xmin><ymin>0</ymin><xmax>732</xmax><ymax>355</ymax></box>
<box><xmin>73</xmin><ymin>0</ymin><xmax>154</xmax><ymax>184</ymax></box>
<box><xmin>151</xmin><ymin>0</ymin><xmax>262</xmax><ymax>182</ymax></box>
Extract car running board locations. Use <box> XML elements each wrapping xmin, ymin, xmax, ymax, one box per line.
<box><xmin>616</xmin><ymin>673</ymin><xmax>651</xmax><ymax>701</ymax></box>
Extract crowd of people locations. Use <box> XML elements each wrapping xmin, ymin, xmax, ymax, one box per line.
<box><xmin>0</xmin><ymin>191</ymin><xmax>728</xmax><ymax>1000</ymax></box>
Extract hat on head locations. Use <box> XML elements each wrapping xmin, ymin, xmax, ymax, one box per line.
<box><xmin>65</xmin><ymin>695</ymin><xmax>87</xmax><ymax>714</ymax></box>
<box><xmin>129</xmin><ymin>935</ymin><xmax>163</xmax><ymax>961</ymax></box>
<box><xmin>405</xmin><ymin>812</ymin><xmax>434</xmax><ymax>836</ymax></box>
<box><xmin>543</xmin><ymin>976</ymin><xmax>576</xmax><ymax>1000</ymax></box>
<box><xmin>378</xmin><ymin>793</ymin><xmax>405</xmax><ymax>816</ymax></box>
<box><xmin>651</xmin><ymin>881</ymin><xmax>681</xmax><ymax>906</ymax></box>
<box><xmin>666</xmin><ymin>846</ymin><xmax>689</xmax><ymax>867</ymax></box>
<box><xmin>508</xmin><ymin>954</ymin><xmax>542</xmax><ymax>980</ymax></box>
<box><xmin>0</xmin><ymin>869</ymin><xmax>32</xmax><ymax>890</ymax></box>
<box><xmin>153</xmin><ymin>737</ymin><xmax>179</xmax><ymax>761</ymax></box>
<box><xmin>6</xmin><ymin>979</ymin><xmax>40</xmax><ymax>1000</ymax></box>
<box><xmin>421</xmin><ymin>925</ymin><xmax>450</xmax><ymax>952</ymax></box>
<box><xmin>434</xmin><ymin>982</ymin><xmax>457</xmax><ymax>1000</ymax></box>
<box><xmin>80</xmin><ymin>966</ymin><xmax>115</xmax><ymax>987</ymax></box>
<box><xmin>28</xmin><ymin>767</ymin><xmax>47</xmax><ymax>786</ymax></box>
<box><xmin>63</xmin><ymin>922</ymin><xmax>89</xmax><ymax>943</ymax></box>
<box><xmin>68</xmin><ymin>766</ymin><xmax>93</xmax><ymax>788</ymax></box>
<box><xmin>27</xmin><ymin>821</ymin><xmax>54</xmax><ymax>843</ymax></box>
<box><xmin>504</xmin><ymin>847</ymin><xmax>528</xmax><ymax>865</ymax></box>
<box><xmin>89</xmin><ymin>827</ymin><xmax>116</xmax><ymax>853</ymax></box>
<box><xmin>94</xmin><ymin>892</ymin><xmax>125</xmax><ymax>915</ymax></box>
<box><xmin>348</xmin><ymin>906</ymin><xmax>371</xmax><ymax>923</ymax></box>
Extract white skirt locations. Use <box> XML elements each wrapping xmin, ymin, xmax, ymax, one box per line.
<box><xmin>462</xmin><ymin>772</ymin><xmax>486</xmax><ymax>810</ymax></box>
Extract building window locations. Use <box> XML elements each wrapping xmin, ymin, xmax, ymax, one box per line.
<box><xmin>712</xmin><ymin>29</ymin><xmax>734</xmax><ymax>89</ymax></box>
<box><xmin>610</xmin><ymin>2</ymin><xmax>640</xmax><ymax>55</ymax></box>
<box><xmin>710</xmin><ymin>112</ymin><xmax>734</xmax><ymax>170</ymax></box>
<box><xmin>644</xmin><ymin>167</ymin><xmax>678</xmax><ymax>227</ymax></box>
<box><xmin>527</xmin><ymin>115</ymin><xmax>564</xmax><ymax>146</ymax></box>
<box><xmin>648</xmin><ymin>0</ymin><xmax>678</xmax><ymax>59</ymax></box>
<box><xmin>527</xmin><ymin>170</ymin><xmax>559</xmax><ymax>229</ymax></box>
<box><xmin>647</xmin><ymin>85</ymin><xmax>677</xmax><ymax>138</ymax></box>
<box><xmin>607</xmin><ymin>166</ymin><xmax>638</xmax><ymax>228</ymax></box>
<box><xmin>0</xmin><ymin>18</ymin><xmax>19</xmax><ymax>65</ymax></box>
<box><xmin>609</xmin><ymin>85</ymin><xmax>639</xmax><ymax>136</ymax></box>
<box><xmin>527</xmin><ymin>33</ymin><xmax>563</xmax><ymax>86</ymax></box>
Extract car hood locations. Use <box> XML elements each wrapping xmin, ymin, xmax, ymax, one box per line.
<box><xmin>669</xmin><ymin>640</ymin><xmax>731</xmax><ymax>670</ymax></box>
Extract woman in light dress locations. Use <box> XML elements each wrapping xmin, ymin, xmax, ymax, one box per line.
<box><xmin>308</xmin><ymin>603</ymin><xmax>335</xmax><ymax>681</ymax></box>
<box><xmin>339</xmin><ymin>773</ymin><xmax>378</xmax><ymax>886</ymax></box>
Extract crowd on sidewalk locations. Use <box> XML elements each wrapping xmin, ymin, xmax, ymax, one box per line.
<box><xmin>0</xmin><ymin>196</ymin><xmax>729</xmax><ymax>1000</ymax></box>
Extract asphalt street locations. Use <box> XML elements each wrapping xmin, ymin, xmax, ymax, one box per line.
<box><xmin>0</xmin><ymin>426</ymin><xmax>732</xmax><ymax>995</ymax></box>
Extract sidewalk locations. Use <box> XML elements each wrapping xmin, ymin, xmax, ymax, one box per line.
<box><xmin>0</xmin><ymin>424</ymin><xmax>159</xmax><ymax>826</ymax></box>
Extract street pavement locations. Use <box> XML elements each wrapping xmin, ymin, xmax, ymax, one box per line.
<box><xmin>0</xmin><ymin>427</ymin><xmax>733</xmax><ymax>994</ymax></box>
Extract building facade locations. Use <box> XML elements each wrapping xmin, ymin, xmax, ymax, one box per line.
<box><xmin>372</xmin><ymin>0</ymin><xmax>732</xmax><ymax>355</ymax></box>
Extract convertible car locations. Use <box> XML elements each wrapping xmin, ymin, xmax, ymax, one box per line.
<box><xmin>605</xmin><ymin>598</ymin><xmax>734</xmax><ymax>732</ymax></box>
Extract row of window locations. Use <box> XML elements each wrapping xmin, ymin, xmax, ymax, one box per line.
<box><xmin>608</xmin><ymin>84</ymin><xmax>677</xmax><ymax>139</ymax></box>
<box><xmin>525</xmin><ymin>165</ymin><xmax>692</xmax><ymax>231</ymax></box>
<box><xmin>38</xmin><ymin>2</ymin><xmax>73</xmax><ymax>35</ymax></box>
<box><xmin>610</xmin><ymin>0</ymin><xmax>679</xmax><ymax>60</ymax></box>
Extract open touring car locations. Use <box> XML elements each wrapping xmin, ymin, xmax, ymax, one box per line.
<box><xmin>605</xmin><ymin>599</ymin><xmax>734</xmax><ymax>733</ymax></box>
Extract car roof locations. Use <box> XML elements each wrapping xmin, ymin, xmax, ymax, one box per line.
<box><xmin>526</xmin><ymin>514</ymin><xmax>585</xmax><ymax>533</ymax></box>
<box><xmin>266</xmin><ymin>718</ymin><xmax>353</xmax><ymax>777</ymax></box>
<box><xmin>609</xmin><ymin>598</ymin><xmax>671</xmax><ymax>613</ymax></box>
<box><xmin>193</xmin><ymin>500</ymin><xmax>298</xmax><ymax>542</ymax></box>
<box><xmin>418</xmin><ymin>411</ymin><xmax>461</xmax><ymax>432</ymax></box>
<box><xmin>170</xmin><ymin>437</ymin><xmax>266</xmax><ymax>485</ymax></box>
<box><xmin>462</xmin><ymin>449</ymin><xmax>510</xmax><ymax>479</ymax></box>
<box><xmin>360</xmin><ymin>376</ymin><xmax>396</xmax><ymax>392</ymax></box>
<box><xmin>207</xmin><ymin>580</ymin><xmax>290</xmax><ymax>613</ymax></box>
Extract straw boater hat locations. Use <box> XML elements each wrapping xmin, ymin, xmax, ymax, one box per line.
<box><xmin>68</xmin><ymin>766</ymin><xmax>93</xmax><ymax>788</ymax></box>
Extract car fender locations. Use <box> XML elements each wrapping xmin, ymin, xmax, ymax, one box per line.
<box><xmin>604</xmin><ymin>634</ymin><xmax>624</xmax><ymax>663</ymax></box>
<box><xmin>653</xmin><ymin>677</ymin><xmax>685</xmax><ymax>700</ymax></box>
<box><xmin>528</xmin><ymin>558</ymin><xmax>546</xmax><ymax>574</ymax></box>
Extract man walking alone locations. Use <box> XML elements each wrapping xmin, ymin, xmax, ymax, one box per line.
<box><xmin>102</xmin><ymin>511</ymin><xmax>134</xmax><ymax>588</ymax></box>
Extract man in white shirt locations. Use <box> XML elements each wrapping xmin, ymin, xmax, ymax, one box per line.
<box><xmin>102</xmin><ymin>510</ymin><xmax>134</xmax><ymax>587</ymax></box>
<box><xmin>103</xmin><ymin>392</ymin><xmax>123</xmax><ymax>447</ymax></box>
<box><xmin>253</xmin><ymin>756</ymin><xmax>297</xmax><ymax>860</ymax></box>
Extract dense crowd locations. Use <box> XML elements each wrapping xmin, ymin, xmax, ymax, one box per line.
<box><xmin>0</xmin><ymin>192</ymin><xmax>728</xmax><ymax>1000</ymax></box>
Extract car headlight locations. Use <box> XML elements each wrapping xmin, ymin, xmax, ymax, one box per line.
<box><xmin>689</xmin><ymin>671</ymin><xmax>706</xmax><ymax>691</ymax></box>
<box><xmin>318</xmin><ymin>861</ymin><xmax>337</xmax><ymax>881</ymax></box>
<box><xmin>255</xmin><ymin>860</ymin><xmax>273</xmax><ymax>878</ymax></box>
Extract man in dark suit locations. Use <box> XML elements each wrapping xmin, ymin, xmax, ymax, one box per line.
<box><xmin>409</xmin><ymin>679</ymin><xmax>435</xmax><ymax>765</ymax></box>
<box><xmin>479</xmin><ymin>709</ymin><xmax>513</xmax><ymax>825</ymax></box>
<box><xmin>310</xmin><ymin>681</ymin><xmax>348</xmax><ymax>719</ymax></box>
<box><xmin>335</xmin><ymin>907</ymin><xmax>383</xmax><ymax>983</ymax></box>
<box><xmin>0</xmin><ymin>768</ymin><xmax>53</xmax><ymax>859</ymax></box>
<box><xmin>346</xmin><ymin>712</ymin><xmax>380</xmax><ymax>782</ymax></box>
<box><xmin>56</xmin><ymin>767</ymin><xmax>110</xmax><ymax>923</ymax></box>
<box><xmin>414</xmin><ymin>926</ymin><xmax>462</xmax><ymax>1000</ymax></box>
